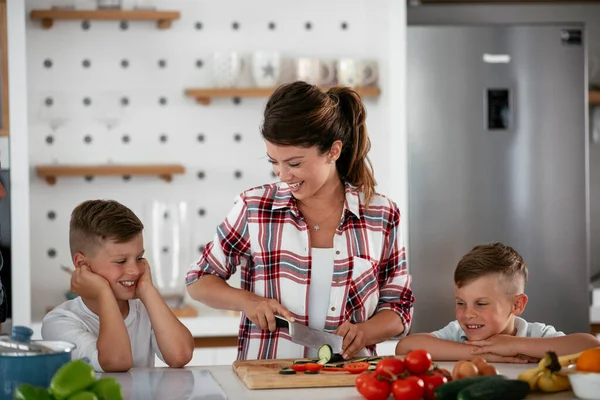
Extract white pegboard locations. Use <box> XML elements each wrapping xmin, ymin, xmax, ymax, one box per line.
<box><xmin>26</xmin><ymin>0</ymin><xmax>401</xmax><ymax>321</ymax></box>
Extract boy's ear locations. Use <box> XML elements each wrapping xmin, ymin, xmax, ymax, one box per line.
<box><xmin>512</xmin><ymin>293</ymin><xmax>528</xmax><ymax>316</ymax></box>
<box><xmin>72</xmin><ymin>253</ymin><xmax>88</xmax><ymax>269</ymax></box>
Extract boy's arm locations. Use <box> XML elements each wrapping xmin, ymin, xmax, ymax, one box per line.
<box><xmin>396</xmin><ymin>333</ymin><xmax>529</xmax><ymax>363</ymax></box>
<box><xmin>138</xmin><ymin>261</ymin><xmax>194</xmax><ymax>368</ymax></box>
<box><xmin>470</xmin><ymin>333</ymin><xmax>600</xmax><ymax>360</ymax></box>
<box><xmin>71</xmin><ymin>266</ymin><xmax>133</xmax><ymax>372</ymax></box>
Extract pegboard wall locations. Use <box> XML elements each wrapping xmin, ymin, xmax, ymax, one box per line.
<box><xmin>26</xmin><ymin>0</ymin><xmax>398</xmax><ymax>321</ymax></box>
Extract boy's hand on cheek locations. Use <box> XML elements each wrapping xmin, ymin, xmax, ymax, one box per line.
<box><xmin>466</xmin><ymin>334</ymin><xmax>520</xmax><ymax>357</ymax></box>
<box><xmin>71</xmin><ymin>265</ymin><xmax>111</xmax><ymax>300</ymax></box>
<box><xmin>135</xmin><ymin>259</ymin><xmax>156</xmax><ymax>300</ymax></box>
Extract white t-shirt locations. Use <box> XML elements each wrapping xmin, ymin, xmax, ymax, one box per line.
<box><xmin>41</xmin><ymin>297</ymin><xmax>163</xmax><ymax>372</ymax></box>
<box><xmin>431</xmin><ymin>316</ymin><xmax>565</xmax><ymax>342</ymax></box>
<box><xmin>307</xmin><ymin>248</ymin><xmax>335</xmax><ymax>358</ymax></box>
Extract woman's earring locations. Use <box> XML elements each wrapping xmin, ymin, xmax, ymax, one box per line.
<box><xmin>330</xmin><ymin>160</ymin><xmax>335</xmax><ymax>164</ymax></box>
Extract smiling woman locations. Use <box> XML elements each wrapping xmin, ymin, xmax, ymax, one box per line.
<box><xmin>186</xmin><ymin>81</ymin><xmax>415</xmax><ymax>361</ymax></box>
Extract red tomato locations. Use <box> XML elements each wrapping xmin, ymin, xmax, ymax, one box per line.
<box><xmin>420</xmin><ymin>371</ymin><xmax>448</xmax><ymax>400</ymax></box>
<box><xmin>433</xmin><ymin>367</ymin><xmax>452</xmax><ymax>382</ymax></box>
<box><xmin>356</xmin><ymin>372</ymin><xmax>392</xmax><ymax>400</ymax></box>
<box><xmin>404</xmin><ymin>349</ymin><xmax>433</xmax><ymax>375</ymax></box>
<box><xmin>375</xmin><ymin>358</ymin><xmax>406</xmax><ymax>379</ymax></box>
<box><xmin>291</xmin><ymin>364</ymin><xmax>308</xmax><ymax>372</ymax></box>
<box><xmin>344</xmin><ymin>362</ymin><xmax>371</xmax><ymax>374</ymax></box>
<box><xmin>304</xmin><ymin>363</ymin><xmax>324</xmax><ymax>372</ymax></box>
<box><xmin>391</xmin><ymin>376</ymin><xmax>425</xmax><ymax>400</ymax></box>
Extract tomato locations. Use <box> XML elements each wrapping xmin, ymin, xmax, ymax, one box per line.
<box><xmin>433</xmin><ymin>367</ymin><xmax>452</xmax><ymax>382</ymax></box>
<box><xmin>291</xmin><ymin>364</ymin><xmax>308</xmax><ymax>372</ymax></box>
<box><xmin>356</xmin><ymin>372</ymin><xmax>391</xmax><ymax>400</ymax></box>
<box><xmin>404</xmin><ymin>349</ymin><xmax>433</xmax><ymax>375</ymax></box>
<box><xmin>375</xmin><ymin>358</ymin><xmax>406</xmax><ymax>379</ymax></box>
<box><xmin>344</xmin><ymin>362</ymin><xmax>371</xmax><ymax>374</ymax></box>
<box><xmin>420</xmin><ymin>371</ymin><xmax>448</xmax><ymax>400</ymax></box>
<box><xmin>304</xmin><ymin>363</ymin><xmax>324</xmax><ymax>372</ymax></box>
<box><xmin>391</xmin><ymin>375</ymin><xmax>424</xmax><ymax>400</ymax></box>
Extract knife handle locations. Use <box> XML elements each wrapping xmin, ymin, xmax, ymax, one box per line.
<box><xmin>274</xmin><ymin>316</ymin><xmax>289</xmax><ymax>329</ymax></box>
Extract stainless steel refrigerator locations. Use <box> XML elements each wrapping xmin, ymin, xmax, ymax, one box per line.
<box><xmin>407</xmin><ymin>24</ymin><xmax>590</xmax><ymax>334</ymax></box>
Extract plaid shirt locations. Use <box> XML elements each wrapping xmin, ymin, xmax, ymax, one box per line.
<box><xmin>186</xmin><ymin>182</ymin><xmax>414</xmax><ymax>360</ymax></box>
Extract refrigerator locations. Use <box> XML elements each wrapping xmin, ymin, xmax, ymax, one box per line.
<box><xmin>407</xmin><ymin>24</ymin><xmax>590</xmax><ymax>334</ymax></box>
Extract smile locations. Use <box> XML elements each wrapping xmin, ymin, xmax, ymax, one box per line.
<box><xmin>288</xmin><ymin>182</ymin><xmax>303</xmax><ymax>189</ymax></box>
<box><xmin>466</xmin><ymin>324</ymin><xmax>484</xmax><ymax>329</ymax></box>
<box><xmin>120</xmin><ymin>280</ymin><xmax>136</xmax><ymax>288</ymax></box>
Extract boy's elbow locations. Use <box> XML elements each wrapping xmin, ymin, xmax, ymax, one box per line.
<box><xmin>165</xmin><ymin>348</ymin><xmax>193</xmax><ymax>368</ymax></box>
<box><xmin>99</xmin><ymin>354</ymin><xmax>133</xmax><ymax>373</ymax></box>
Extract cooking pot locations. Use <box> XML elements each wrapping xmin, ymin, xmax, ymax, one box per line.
<box><xmin>0</xmin><ymin>326</ymin><xmax>75</xmax><ymax>400</ymax></box>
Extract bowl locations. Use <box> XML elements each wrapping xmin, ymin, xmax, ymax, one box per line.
<box><xmin>569</xmin><ymin>372</ymin><xmax>600</xmax><ymax>400</ymax></box>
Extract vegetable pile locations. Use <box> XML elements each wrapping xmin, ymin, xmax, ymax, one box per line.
<box><xmin>13</xmin><ymin>360</ymin><xmax>123</xmax><ymax>400</ymax></box>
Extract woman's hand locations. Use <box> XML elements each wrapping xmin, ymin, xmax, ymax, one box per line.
<box><xmin>334</xmin><ymin>321</ymin><xmax>367</xmax><ymax>359</ymax></box>
<box><xmin>243</xmin><ymin>295</ymin><xmax>295</xmax><ymax>332</ymax></box>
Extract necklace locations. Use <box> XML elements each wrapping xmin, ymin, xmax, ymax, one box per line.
<box><xmin>302</xmin><ymin>200</ymin><xmax>345</xmax><ymax>232</ymax></box>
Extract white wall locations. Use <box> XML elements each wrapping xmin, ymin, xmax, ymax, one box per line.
<box><xmin>19</xmin><ymin>0</ymin><xmax>407</xmax><ymax>323</ymax></box>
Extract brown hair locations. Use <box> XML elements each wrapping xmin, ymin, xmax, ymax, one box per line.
<box><xmin>454</xmin><ymin>242</ymin><xmax>528</xmax><ymax>294</ymax></box>
<box><xmin>69</xmin><ymin>200</ymin><xmax>144</xmax><ymax>257</ymax></box>
<box><xmin>261</xmin><ymin>81</ymin><xmax>377</xmax><ymax>205</ymax></box>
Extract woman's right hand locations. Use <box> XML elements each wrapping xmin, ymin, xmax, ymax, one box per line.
<box><xmin>243</xmin><ymin>294</ymin><xmax>295</xmax><ymax>332</ymax></box>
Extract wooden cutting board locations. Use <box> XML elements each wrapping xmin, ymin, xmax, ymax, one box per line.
<box><xmin>232</xmin><ymin>359</ymin><xmax>358</xmax><ymax>389</ymax></box>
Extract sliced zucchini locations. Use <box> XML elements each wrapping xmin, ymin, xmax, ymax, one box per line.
<box><xmin>279</xmin><ymin>368</ymin><xmax>297</xmax><ymax>375</ymax></box>
<box><xmin>325</xmin><ymin>363</ymin><xmax>345</xmax><ymax>368</ymax></box>
<box><xmin>304</xmin><ymin>370</ymin><xmax>320</xmax><ymax>374</ymax></box>
<box><xmin>293</xmin><ymin>359</ymin><xmax>320</xmax><ymax>364</ymax></box>
<box><xmin>367</xmin><ymin>365</ymin><xmax>376</xmax><ymax>371</ymax></box>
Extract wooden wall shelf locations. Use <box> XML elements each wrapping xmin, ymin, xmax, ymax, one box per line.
<box><xmin>29</xmin><ymin>9</ymin><xmax>181</xmax><ymax>29</ymax></box>
<box><xmin>36</xmin><ymin>164</ymin><xmax>185</xmax><ymax>185</ymax></box>
<box><xmin>590</xmin><ymin>91</ymin><xmax>600</xmax><ymax>106</ymax></box>
<box><xmin>184</xmin><ymin>87</ymin><xmax>382</xmax><ymax>105</ymax></box>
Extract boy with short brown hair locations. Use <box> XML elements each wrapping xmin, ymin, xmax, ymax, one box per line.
<box><xmin>42</xmin><ymin>200</ymin><xmax>194</xmax><ymax>372</ymax></box>
<box><xmin>395</xmin><ymin>242</ymin><xmax>599</xmax><ymax>362</ymax></box>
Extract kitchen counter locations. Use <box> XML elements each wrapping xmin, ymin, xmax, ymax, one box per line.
<box><xmin>103</xmin><ymin>362</ymin><xmax>580</xmax><ymax>400</ymax></box>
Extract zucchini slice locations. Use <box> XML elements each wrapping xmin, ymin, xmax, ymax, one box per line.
<box><xmin>279</xmin><ymin>368</ymin><xmax>297</xmax><ymax>375</ymax></box>
<box><xmin>304</xmin><ymin>370</ymin><xmax>320</xmax><ymax>374</ymax></box>
<box><xmin>293</xmin><ymin>359</ymin><xmax>319</xmax><ymax>364</ymax></box>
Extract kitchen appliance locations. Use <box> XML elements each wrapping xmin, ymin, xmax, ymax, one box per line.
<box><xmin>233</xmin><ymin>359</ymin><xmax>357</xmax><ymax>389</ymax></box>
<box><xmin>0</xmin><ymin>326</ymin><xmax>75</xmax><ymax>399</ymax></box>
<box><xmin>407</xmin><ymin>24</ymin><xmax>589</xmax><ymax>333</ymax></box>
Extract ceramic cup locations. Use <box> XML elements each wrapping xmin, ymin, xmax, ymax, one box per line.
<box><xmin>252</xmin><ymin>52</ymin><xmax>281</xmax><ymax>88</ymax></box>
<box><xmin>295</xmin><ymin>58</ymin><xmax>335</xmax><ymax>86</ymax></box>
<box><xmin>337</xmin><ymin>58</ymin><xmax>378</xmax><ymax>87</ymax></box>
<box><xmin>212</xmin><ymin>52</ymin><xmax>244</xmax><ymax>88</ymax></box>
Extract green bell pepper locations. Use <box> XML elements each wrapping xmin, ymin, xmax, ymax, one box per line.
<box><xmin>49</xmin><ymin>360</ymin><xmax>96</xmax><ymax>400</ymax></box>
<box><xmin>12</xmin><ymin>384</ymin><xmax>52</xmax><ymax>400</ymax></box>
<box><xmin>89</xmin><ymin>377</ymin><xmax>123</xmax><ymax>400</ymax></box>
<box><xmin>66</xmin><ymin>391</ymin><xmax>98</xmax><ymax>400</ymax></box>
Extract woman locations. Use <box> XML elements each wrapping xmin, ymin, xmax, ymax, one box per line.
<box><xmin>186</xmin><ymin>81</ymin><xmax>414</xmax><ymax>360</ymax></box>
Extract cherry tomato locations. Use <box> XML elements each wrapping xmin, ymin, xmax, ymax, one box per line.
<box><xmin>304</xmin><ymin>363</ymin><xmax>324</xmax><ymax>372</ymax></box>
<box><xmin>433</xmin><ymin>367</ymin><xmax>452</xmax><ymax>382</ymax></box>
<box><xmin>420</xmin><ymin>371</ymin><xmax>448</xmax><ymax>400</ymax></box>
<box><xmin>356</xmin><ymin>372</ymin><xmax>392</xmax><ymax>400</ymax></box>
<box><xmin>344</xmin><ymin>362</ymin><xmax>371</xmax><ymax>374</ymax></box>
<box><xmin>404</xmin><ymin>349</ymin><xmax>433</xmax><ymax>375</ymax></box>
<box><xmin>375</xmin><ymin>357</ymin><xmax>406</xmax><ymax>379</ymax></box>
<box><xmin>391</xmin><ymin>375</ymin><xmax>425</xmax><ymax>400</ymax></box>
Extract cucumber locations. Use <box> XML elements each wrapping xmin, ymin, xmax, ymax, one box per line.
<box><xmin>316</xmin><ymin>344</ymin><xmax>344</xmax><ymax>365</ymax></box>
<box><xmin>304</xmin><ymin>370</ymin><xmax>320</xmax><ymax>374</ymax></box>
<box><xmin>293</xmin><ymin>359</ymin><xmax>320</xmax><ymax>364</ymax></box>
<box><xmin>434</xmin><ymin>375</ymin><xmax>507</xmax><ymax>400</ymax></box>
<box><xmin>279</xmin><ymin>368</ymin><xmax>297</xmax><ymax>375</ymax></box>
<box><xmin>367</xmin><ymin>365</ymin><xmax>376</xmax><ymax>371</ymax></box>
<box><xmin>324</xmin><ymin>363</ymin><xmax>345</xmax><ymax>368</ymax></box>
<box><xmin>457</xmin><ymin>379</ymin><xmax>530</xmax><ymax>400</ymax></box>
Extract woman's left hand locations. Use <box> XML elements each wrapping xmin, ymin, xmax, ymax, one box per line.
<box><xmin>334</xmin><ymin>321</ymin><xmax>367</xmax><ymax>359</ymax></box>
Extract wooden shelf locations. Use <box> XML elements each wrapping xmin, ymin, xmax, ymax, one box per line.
<box><xmin>29</xmin><ymin>9</ymin><xmax>181</xmax><ymax>29</ymax></box>
<box><xmin>184</xmin><ymin>86</ymin><xmax>382</xmax><ymax>105</ymax></box>
<box><xmin>590</xmin><ymin>91</ymin><xmax>600</xmax><ymax>105</ymax></box>
<box><xmin>36</xmin><ymin>164</ymin><xmax>185</xmax><ymax>185</ymax></box>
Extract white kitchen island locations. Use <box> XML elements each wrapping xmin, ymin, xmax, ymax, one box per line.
<box><xmin>102</xmin><ymin>362</ymin><xmax>581</xmax><ymax>400</ymax></box>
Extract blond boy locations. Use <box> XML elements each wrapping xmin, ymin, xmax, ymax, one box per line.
<box><xmin>42</xmin><ymin>200</ymin><xmax>194</xmax><ymax>372</ymax></box>
<box><xmin>395</xmin><ymin>242</ymin><xmax>599</xmax><ymax>362</ymax></box>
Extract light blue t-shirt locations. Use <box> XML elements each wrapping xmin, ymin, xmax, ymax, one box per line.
<box><xmin>431</xmin><ymin>316</ymin><xmax>565</xmax><ymax>342</ymax></box>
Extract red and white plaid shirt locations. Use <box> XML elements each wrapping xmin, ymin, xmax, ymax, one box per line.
<box><xmin>186</xmin><ymin>182</ymin><xmax>414</xmax><ymax>360</ymax></box>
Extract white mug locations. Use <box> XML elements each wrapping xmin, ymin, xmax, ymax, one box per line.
<box><xmin>295</xmin><ymin>58</ymin><xmax>335</xmax><ymax>86</ymax></box>
<box><xmin>252</xmin><ymin>52</ymin><xmax>281</xmax><ymax>88</ymax></box>
<box><xmin>212</xmin><ymin>52</ymin><xmax>244</xmax><ymax>88</ymax></box>
<box><xmin>337</xmin><ymin>58</ymin><xmax>378</xmax><ymax>87</ymax></box>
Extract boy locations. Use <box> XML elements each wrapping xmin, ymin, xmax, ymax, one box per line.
<box><xmin>42</xmin><ymin>200</ymin><xmax>194</xmax><ymax>372</ymax></box>
<box><xmin>395</xmin><ymin>242</ymin><xmax>599</xmax><ymax>362</ymax></box>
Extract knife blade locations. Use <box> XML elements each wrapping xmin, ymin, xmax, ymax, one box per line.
<box><xmin>275</xmin><ymin>316</ymin><xmax>344</xmax><ymax>354</ymax></box>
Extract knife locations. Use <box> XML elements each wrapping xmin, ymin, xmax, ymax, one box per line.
<box><xmin>275</xmin><ymin>315</ymin><xmax>344</xmax><ymax>354</ymax></box>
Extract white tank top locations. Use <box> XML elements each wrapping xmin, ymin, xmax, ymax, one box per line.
<box><xmin>307</xmin><ymin>248</ymin><xmax>335</xmax><ymax>358</ymax></box>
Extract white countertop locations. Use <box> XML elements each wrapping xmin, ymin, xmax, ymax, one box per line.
<box><xmin>103</xmin><ymin>362</ymin><xmax>580</xmax><ymax>399</ymax></box>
